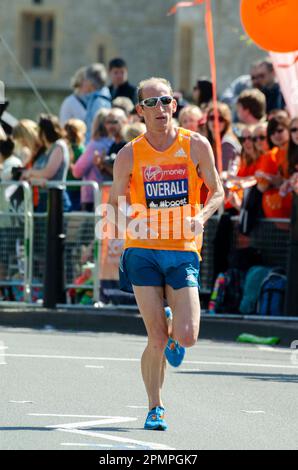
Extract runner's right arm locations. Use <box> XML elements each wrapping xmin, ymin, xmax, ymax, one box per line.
<box><xmin>108</xmin><ymin>143</ymin><xmax>133</xmax><ymax>237</ymax></box>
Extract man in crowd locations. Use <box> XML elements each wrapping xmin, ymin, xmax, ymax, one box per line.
<box><xmin>236</xmin><ymin>88</ymin><xmax>266</xmax><ymax>125</ymax></box>
<box><xmin>254</xmin><ymin>58</ymin><xmax>285</xmax><ymax>113</ymax></box>
<box><xmin>84</xmin><ymin>63</ymin><xmax>111</xmax><ymax>144</ymax></box>
<box><xmin>108</xmin><ymin>58</ymin><xmax>137</xmax><ymax>105</ymax></box>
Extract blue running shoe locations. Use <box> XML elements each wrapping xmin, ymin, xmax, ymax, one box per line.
<box><xmin>165</xmin><ymin>338</ymin><xmax>186</xmax><ymax>367</ymax></box>
<box><xmin>164</xmin><ymin>306</ymin><xmax>186</xmax><ymax>368</ymax></box>
<box><xmin>144</xmin><ymin>406</ymin><xmax>168</xmax><ymax>431</ymax></box>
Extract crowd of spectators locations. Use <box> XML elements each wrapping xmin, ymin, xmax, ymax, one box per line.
<box><xmin>0</xmin><ymin>55</ymin><xmax>298</xmax><ymax>221</ymax></box>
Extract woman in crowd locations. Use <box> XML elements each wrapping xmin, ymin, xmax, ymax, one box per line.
<box><xmin>225</xmin><ymin>125</ymin><xmax>259</xmax><ymax>212</ymax></box>
<box><xmin>12</xmin><ymin>120</ymin><xmax>45</xmax><ymax>168</ymax></box>
<box><xmin>193</xmin><ymin>79</ymin><xmax>213</xmax><ymax>110</ymax></box>
<box><xmin>207</xmin><ymin>102</ymin><xmax>241</xmax><ymax>173</ymax></box>
<box><xmin>12</xmin><ymin>120</ymin><xmax>47</xmax><ymax>210</ymax></box>
<box><xmin>279</xmin><ymin>117</ymin><xmax>298</xmax><ymax>198</ymax></box>
<box><xmin>72</xmin><ymin>108</ymin><xmax>113</xmax><ymax>211</ymax></box>
<box><xmin>64</xmin><ymin>118</ymin><xmax>87</xmax><ymax>210</ymax></box>
<box><xmin>258</xmin><ymin>114</ymin><xmax>291</xmax><ymax>219</ymax></box>
<box><xmin>22</xmin><ymin>114</ymin><xmax>71</xmax><ymax>212</ymax></box>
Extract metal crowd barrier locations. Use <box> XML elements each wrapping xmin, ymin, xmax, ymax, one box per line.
<box><xmin>200</xmin><ymin>216</ymin><xmax>290</xmax><ymax>293</ymax></box>
<box><xmin>0</xmin><ymin>181</ymin><xmax>33</xmax><ymax>304</ymax></box>
<box><xmin>0</xmin><ymin>180</ymin><xmax>101</xmax><ymax>307</ymax></box>
<box><xmin>32</xmin><ymin>181</ymin><xmax>102</xmax><ymax>306</ymax></box>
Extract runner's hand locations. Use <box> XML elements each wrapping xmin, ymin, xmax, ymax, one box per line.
<box><xmin>185</xmin><ymin>216</ymin><xmax>204</xmax><ymax>235</ymax></box>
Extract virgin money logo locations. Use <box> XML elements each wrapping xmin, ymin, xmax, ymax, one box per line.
<box><xmin>143</xmin><ymin>165</ymin><xmax>187</xmax><ymax>182</ymax></box>
<box><xmin>144</xmin><ymin>166</ymin><xmax>163</xmax><ymax>182</ymax></box>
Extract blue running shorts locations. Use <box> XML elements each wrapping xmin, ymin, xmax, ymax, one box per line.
<box><xmin>119</xmin><ymin>248</ymin><xmax>200</xmax><ymax>293</ymax></box>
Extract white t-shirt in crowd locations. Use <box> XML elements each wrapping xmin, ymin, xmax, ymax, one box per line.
<box><xmin>59</xmin><ymin>93</ymin><xmax>87</xmax><ymax>126</ymax></box>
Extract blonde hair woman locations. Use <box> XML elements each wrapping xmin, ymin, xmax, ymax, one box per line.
<box><xmin>12</xmin><ymin>119</ymin><xmax>44</xmax><ymax>168</ymax></box>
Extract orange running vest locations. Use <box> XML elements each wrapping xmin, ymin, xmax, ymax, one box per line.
<box><xmin>124</xmin><ymin>127</ymin><xmax>203</xmax><ymax>256</ymax></box>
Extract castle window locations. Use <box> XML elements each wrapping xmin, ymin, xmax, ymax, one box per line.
<box><xmin>21</xmin><ymin>14</ymin><xmax>55</xmax><ymax>70</ymax></box>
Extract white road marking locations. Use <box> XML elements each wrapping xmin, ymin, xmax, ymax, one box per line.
<box><xmin>6</xmin><ymin>353</ymin><xmax>138</xmax><ymax>362</ymax></box>
<box><xmin>30</xmin><ymin>413</ymin><xmax>174</xmax><ymax>451</ymax></box>
<box><xmin>57</xmin><ymin>428</ymin><xmax>174</xmax><ymax>450</ymax></box>
<box><xmin>127</xmin><ymin>406</ymin><xmax>148</xmax><ymax>409</ymax></box>
<box><xmin>9</xmin><ymin>400</ymin><xmax>33</xmax><ymax>404</ymax></box>
<box><xmin>47</xmin><ymin>417</ymin><xmax>137</xmax><ymax>429</ymax></box>
<box><xmin>6</xmin><ymin>353</ymin><xmax>298</xmax><ymax>369</ymax></box>
<box><xmin>241</xmin><ymin>410</ymin><xmax>266</xmax><ymax>414</ymax></box>
<box><xmin>61</xmin><ymin>442</ymin><xmax>114</xmax><ymax>448</ymax></box>
<box><xmin>29</xmin><ymin>413</ymin><xmax>131</xmax><ymax>418</ymax></box>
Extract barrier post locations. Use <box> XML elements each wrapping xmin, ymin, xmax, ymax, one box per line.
<box><xmin>23</xmin><ymin>182</ymin><xmax>33</xmax><ymax>303</ymax></box>
<box><xmin>285</xmin><ymin>193</ymin><xmax>298</xmax><ymax>316</ymax></box>
<box><xmin>43</xmin><ymin>186</ymin><xmax>66</xmax><ymax>308</ymax></box>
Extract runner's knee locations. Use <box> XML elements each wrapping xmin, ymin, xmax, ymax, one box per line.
<box><xmin>147</xmin><ymin>331</ymin><xmax>169</xmax><ymax>352</ymax></box>
<box><xmin>175</xmin><ymin>326</ymin><xmax>199</xmax><ymax>348</ymax></box>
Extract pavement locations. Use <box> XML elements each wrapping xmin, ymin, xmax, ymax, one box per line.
<box><xmin>1</xmin><ymin>326</ymin><xmax>298</xmax><ymax>450</ymax></box>
<box><xmin>0</xmin><ymin>306</ymin><xmax>298</xmax><ymax>346</ymax></box>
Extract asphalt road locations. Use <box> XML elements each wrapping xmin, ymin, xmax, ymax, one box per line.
<box><xmin>1</xmin><ymin>326</ymin><xmax>298</xmax><ymax>450</ymax></box>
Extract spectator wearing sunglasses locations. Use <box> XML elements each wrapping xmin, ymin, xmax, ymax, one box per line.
<box><xmin>94</xmin><ymin>108</ymin><xmax>128</xmax><ymax>180</ymax></box>
<box><xmin>206</xmin><ymin>102</ymin><xmax>241</xmax><ymax>173</ymax></box>
<box><xmin>259</xmin><ymin>115</ymin><xmax>292</xmax><ymax>219</ymax></box>
<box><xmin>224</xmin><ymin>125</ymin><xmax>259</xmax><ymax>212</ymax></box>
<box><xmin>72</xmin><ymin>108</ymin><xmax>113</xmax><ymax>211</ymax></box>
<box><xmin>279</xmin><ymin>118</ymin><xmax>298</xmax><ymax>198</ymax></box>
<box><xmin>251</xmin><ymin>123</ymin><xmax>275</xmax><ymax>193</ymax></box>
<box><xmin>236</xmin><ymin>89</ymin><xmax>266</xmax><ymax>125</ymax></box>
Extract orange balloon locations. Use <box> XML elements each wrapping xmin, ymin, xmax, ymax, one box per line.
<box><xmin>240</xmin><ymin>0</ymin><xmax>298</xmax><ymax>53</ymax></box>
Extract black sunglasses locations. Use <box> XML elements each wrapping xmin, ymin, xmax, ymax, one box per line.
<box><xmin>239</xmin><ymin>136</ymin><xmax>253</xmax><ymax>144</ymax></box>
<box><xmin>208</xmin><ymin>114</ymin><xmax>225</xmax><ymax>123</ymax></box>
<box><xmin>253</xmin><ymin>135</ymin><xmax>267</xmax><ymax>142</ymax></box>
<box><xmin>290</xmin><ymin>127</ymin><xmax>298</xmax><ymax>133</ymax></box>
<box><xmin>271</xmin><ymin>128</ymin><xmax>286</xmax><ymax>135</ymax></box>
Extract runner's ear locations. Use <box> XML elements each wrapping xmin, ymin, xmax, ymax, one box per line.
<box><xmin>135</xmin><ymin>103</ymin><xmax>144</xmax><ymax>118</ymax></box>
<box><xmin>172</xmin><ymin>99</ymin><xmax>177</xmax><ymax>114</ymax></box>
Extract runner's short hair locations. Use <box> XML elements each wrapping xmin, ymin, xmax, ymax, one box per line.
<box><xmin>137</xmin><ymin>77</ymin><xmax>173</xmax><ymax>103</ymax></box>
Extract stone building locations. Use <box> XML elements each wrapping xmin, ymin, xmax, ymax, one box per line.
<box><xmin>0</xmin><ymin>0</ymin><xmax>265</xmax><ymax>118</ymax></box>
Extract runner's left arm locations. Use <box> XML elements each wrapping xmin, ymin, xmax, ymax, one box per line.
<box><xmin>191</xmin><ymin>133</ymin><xmax>225</xmax><ymax>225</ymax></box>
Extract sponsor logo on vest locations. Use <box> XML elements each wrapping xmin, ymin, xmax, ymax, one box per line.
<box><xmin>143</xmin><ymin>165</ymin><xmax>187</xmax><ymax>182</ymax></box>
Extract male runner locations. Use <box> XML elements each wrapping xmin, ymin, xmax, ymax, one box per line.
<box><xmin>108</xmin><ymin>77</ymin><xmax>224</xmax><ymax>431</ymax></box>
